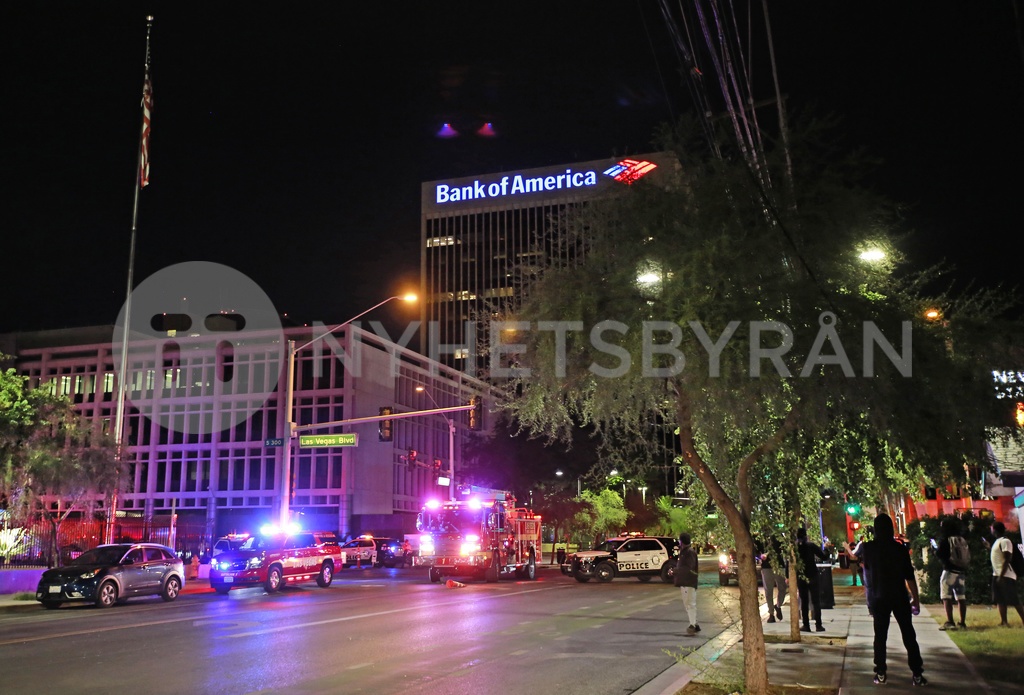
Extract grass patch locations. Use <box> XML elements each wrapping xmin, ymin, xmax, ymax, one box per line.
<box><xmin>12</xmin><ymin>591</ymin><xmax>35</xmax><ymax>601</ymax></box>
<box><xmin>928</xmin><ymin>604</ymin><xmax>1024</xmax><ymax>686</ymax></box>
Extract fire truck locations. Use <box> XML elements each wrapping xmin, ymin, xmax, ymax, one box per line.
<box><xmin>413</xmin><ymin>493</ymin><xmax>542</xmax><ymax>583</ymax></box>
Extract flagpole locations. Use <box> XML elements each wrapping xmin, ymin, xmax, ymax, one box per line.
<box><xmin>108</xmin><ymin>16</ymin><xmax>154</xmax><ymax>544</ymax></box>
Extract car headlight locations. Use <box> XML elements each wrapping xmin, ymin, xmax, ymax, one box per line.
<box><xmin>246</xmin><ymin>556</ymin><xmax>264</xmax><ymax>569</ymax></box>
<box><xmin>718</xmin><ymin>554</ymin><xmax>729</xmax><ymax>566</ymax></box>
<box><xmin>79</xmin><ymin>569</ymin><xmax>101</xmax><ymax>580</ymax></box>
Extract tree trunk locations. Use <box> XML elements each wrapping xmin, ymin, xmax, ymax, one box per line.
<box><xmin>675</xmin><ymin>396</ymin><xmax>769</xmax><ymax>695</ymax></box>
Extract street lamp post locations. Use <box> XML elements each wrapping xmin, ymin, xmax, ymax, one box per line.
<box><xmin>280</xmin><ymin>294</ymin><xmax>416</xmax><ymax>527</ymax></box>
<box><xmin>416</xmin><ymin>385</ymin><xmax>455</xmax><ymax>501</ymax></box>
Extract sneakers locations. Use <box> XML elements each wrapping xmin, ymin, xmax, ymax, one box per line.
<box><xmin>692</xmin><ymin>623</ymin><xmax>701</xmax><ymax>632</ymax></box>
<box><xmin>815</xmin><ymin>624</ymin><xmax>826</xmax><ymax>632</ymax></box>
<box><xmin>939</xmin><ymin>621</ymin><xmax>956</xmax><ymax>631</ymax></box>
<box><xmin>913</xmin><ymin>675</ymin><xmax>928</xmax><ymax>686</ymax></box>
<box><xmin>776</xmin><ymin>606</ymin><xmax>784</xmax><ymax>621</ymax></box>
<box><xmin>767</xmin><ymin>616</ymin><xmax>776</xmax><ymax>623</ymax></box>
<box><xmin>873</xmin><ymin>672</ymin><xmax>887</xmax><ymax>685</ymax></box>
<box><xmin>957</xmin><ymin>622</ymin><xmax>967</xmax><ymax>630</ymax></box>
<box><xmin>686</xmin><ymin>625</ymin><xmax>696</xmax><ymax>636</ymax></box>
<box><xmin>801</xmin><ymin>624</ymin><xmax>811</xmax><ymax>632</ymax></box>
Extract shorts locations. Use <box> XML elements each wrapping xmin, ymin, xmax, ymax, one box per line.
<box><xmin>939</xmin><ymin>570</ymin><xmax>966</xmax><ymax>600</ymax></box>
<box><xmin>992</xmin><ymin>576</ymin><xmax>1023</xmax><ymax>607</ymax></box>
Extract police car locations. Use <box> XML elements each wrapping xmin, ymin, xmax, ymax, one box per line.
<box><xmin>561</xmin><ymin>535</ymin><xmax>678</xmax><ymax>583</ymax></box>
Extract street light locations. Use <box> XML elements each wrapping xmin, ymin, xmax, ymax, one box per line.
<box><xmin>416</xmin><ymin>385</ymin><xmax>456</xmax><ymax>501</ymax></box>
<box><xmin>280</xmin><ymin>294</ymin><xmax>416</xmax><ymax>526</ymax></box>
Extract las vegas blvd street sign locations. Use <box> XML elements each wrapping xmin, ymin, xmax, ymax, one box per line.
<box><xmin>299</xmin><ymin>433</ymin><xmax>359</xmax><ymax>448</ymax></box>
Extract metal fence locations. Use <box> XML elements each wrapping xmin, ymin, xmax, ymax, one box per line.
<box><xmin>0</xmin><ymin>515</ymin><xmax>208</xmax><ymax>568</ymax></box>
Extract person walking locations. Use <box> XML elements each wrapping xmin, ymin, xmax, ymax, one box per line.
<box><xmin>758</xmin><ymin>535</ymin><xmax>787</xmax><ymax>622</ymax></box>
<box><xmin>796</xmin><ymin>527</ymin><xmax>828</xmax><ymax>632</ymax></box>
<box><xmin>675</xmin><ymin>532</ymin><xmax>700</xmax><ymax>635</ymax></box>
<box><xmin>400</xmin><ymin>539</ymin><xmax>412</xmax><ymax>568</ymax></box>
<box><xmin>861</xmin><ymin>512</ymin><xmax>926</xmax><ymax>686</ymax></box>
<box><xmin>936</xmin><ymin>517</ymin><xmax>970</xmax><ymax>630</ymax></box>
<box><xmin>990</xmin><ymin>521</ymin><xmax>1024</xmax><ymax>627</ymax></box>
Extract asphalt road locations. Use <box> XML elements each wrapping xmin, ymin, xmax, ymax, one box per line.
<box><xmin>0</xmin><ymin>558</ymin><xmax>734</xmax><ymax>695</ymax></box>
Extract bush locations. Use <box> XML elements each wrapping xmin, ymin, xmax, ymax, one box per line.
<box><xmin>908</xmin><ymin>513</ymin><xmax>1023</xmax><ymax>604</ymax></box>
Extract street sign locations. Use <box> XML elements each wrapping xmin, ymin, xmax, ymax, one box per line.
<box><xmin>265</xmin><ymin>438</ymin><xmax>285</xmax><ymax>447</ymax></box>
<box><xmin>299</xmin><ymin>433</ymin><xmax>359</xmax><ymax>448</ymax></box>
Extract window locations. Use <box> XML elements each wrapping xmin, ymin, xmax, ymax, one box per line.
<box><xmin>145</xmin><ymin>547</ymin><xmax>164</xmax><ymax>561</ymax></box>
<box><xmin>125</xmin><ymin>548</ymin><xmax>145</xmax><ymax>564</ymax></box>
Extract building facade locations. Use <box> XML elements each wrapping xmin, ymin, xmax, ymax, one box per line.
<box><xmin>2</xmin><ymin>323</ymin><xmax>491</xmax><ymax>550</ymax></box>
<box><xmin>420</xmin><ymin>153</ymin><xmax>676</xmax><ymax>371</ymax></box>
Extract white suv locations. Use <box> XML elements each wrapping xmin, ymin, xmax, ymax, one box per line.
<box><xmin>561</xmin><ymin>536</ymin><xmax>678</xmax><ymax>583</ymax></box>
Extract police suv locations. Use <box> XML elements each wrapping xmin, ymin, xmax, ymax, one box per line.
<box><xmin>561</xmin><ymin>535</ymin><xmax>678</xmax><ymax>583</ymax></box>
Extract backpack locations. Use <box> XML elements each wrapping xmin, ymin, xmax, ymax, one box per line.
<box><xmin>949</xmin><ymin>536</ymin><xmax>971</xmax><ymax>569</ymax></box>
<box><xmin>1011</xmin><ymin>541</ymin><xmax>1024</xmax><ymax>578</ymax></box>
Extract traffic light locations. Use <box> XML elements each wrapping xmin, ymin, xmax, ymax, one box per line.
<box><xmin>406</xmin><ymin>449</ymin><xmax>417</xmax><ymax>470</ymax></box>
<box><xmin>433</xmin><ymin>458</ymin><xmax>442</xmax><ymax>480</ymax></box>
<box><xmin>845</xmin><ymin>501</ymin><xmax>861</xmax><ymax>517</ymax></box>
<box><xmin>468</xmin><ymin>396</ymin><xmax>482</xmax><ymax>431</ymax></box>
<box><xmin>850</xmin><ymin>521</ymin><xmax>861</xmax><ymax>531</ymax></box>
<box><xmin>378</xmin><ymin>406</ymin><xmax>393</xmax><ymax>442</ymax></box>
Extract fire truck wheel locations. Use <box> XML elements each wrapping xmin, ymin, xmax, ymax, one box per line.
<box><xmin>637</xmin><ymin>575</ymin><xmax>652</xmax><ymax>582</ymax></box>
<box><xmin>524</xmin><ymin>553</ymin><xmax>536</xmax><ymax>580</ymax></box>
<box><xmin>575</xmin><ymin>574</ymin><xmax>591</xmax><ymax>583</ymax></box>
<box><xmin>316</xmin><ymin>562</ymin><xmax>334</xmax><ymax>588</ymax></box>
<box><xmin>661</xmin><ymin>561</ymin><xmax>675</xmax><ymax>583</ymax></box>
<box><xmin>265</xmin><ymin>566</ymin><xmax>283</xmax><ymax>593</ymax></box>
<box><xmin>429</xmin><ymin>567</ymin><xmax>442</xmax><ymax>583</ymax></box>
<box><xmin>595</xmin><ymin>561</ymin><xmax>615</xmax><ymax>582</ymax></box>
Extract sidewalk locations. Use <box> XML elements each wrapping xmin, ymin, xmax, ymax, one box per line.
<box><xmin>639</xmin><ymin>584</ymin><xmax>1002</xmax><ymax>695</ymax></box>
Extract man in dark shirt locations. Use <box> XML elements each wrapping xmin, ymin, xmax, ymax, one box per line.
<box><xmin>861</xmin><ymin>512</ymin><xmax>926</xmax><ymax>686</ymax></box>
<box><xmin>796</xmin><ymin>527</ymin><xmax>828</xmax><ymax>632</ymax></box>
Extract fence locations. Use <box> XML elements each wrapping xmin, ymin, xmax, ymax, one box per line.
<box><xmin>0</xmin><ymin>515</ymin><xmax>209</xmax><ymax>568</ymax></box>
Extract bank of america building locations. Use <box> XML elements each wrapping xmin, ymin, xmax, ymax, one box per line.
<box><xmin>420</xmin><ymin>153</ymin><xmax>676</xmax><ymax>371</ymax></box>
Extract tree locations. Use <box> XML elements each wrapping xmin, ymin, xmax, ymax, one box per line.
<box><xmin>1</xmin><ymin>358</ymin><xmax>121</xmax><ymax>563</ymax></box>
<box><xmin>493</xmin><ymin>121</ymin><xmax>1019</xmax><ymax>694</ymax></box>
<box><xmin>530</xmin><ymin>486</ymin><xmax>585</xmax><ymax>563</ymax></box>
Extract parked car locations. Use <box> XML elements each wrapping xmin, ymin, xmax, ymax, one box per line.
<box><xmin>340</xmin><ymin>536</ymin><xmax>378</xmax><ymax>566</ymax></box>
<box><xmin>370</xmin><ymin>537</ymin><xmax>399</xmax><ymax>567</ymax></box>
<box><xmin>717</xmin><ymin>549</ymin><xmax>762</xmax><ymax>586</ymax></box>
<box><xmin>36</xmin><ymin>542</ymin><xmax>184</xmax><ymax>609</ymax></box>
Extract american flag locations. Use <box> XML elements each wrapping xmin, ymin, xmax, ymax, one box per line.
<box><xmin>139</xmin><ymin>74</ymin><xmax>153</xmax><ymax>188</ymax></box>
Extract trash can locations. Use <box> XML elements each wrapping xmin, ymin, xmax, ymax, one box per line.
<box><xmin>838</xmin><ymin>553</ymin><xmax>849</xmax><ymax>570</ymax></box>
<box><xmin>816</xmin><ymin>564</ymin><xmax>834</xmax><ymax>610</ymax></box>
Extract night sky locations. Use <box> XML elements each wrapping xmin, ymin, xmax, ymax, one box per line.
<box><xmin>4</xmin><ymin>3</ymin><xmax>1022</xmax><ymax>334</ymax></box>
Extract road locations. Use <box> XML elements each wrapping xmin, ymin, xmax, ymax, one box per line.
<box><xmin>0</xmin><ymin>558</ymin><xmax>735</xmax><ymax>695</ymax></box>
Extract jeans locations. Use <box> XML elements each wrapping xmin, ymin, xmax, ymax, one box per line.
<box><xmin>871</xmin><ymin>594</ymin><xmax>924</xmax><ymax>677</ymax></box>
<box><xmin>679</xmin><ymin>586</ymin><xmax>698</xmax><ymax>626</ymax></box>
<box><xmin>798</xmin><ymin>579</ymin><xmax>822</xmax><ymax>627</ymax></box>
<box><xmin>761</xmin><ymin>567</ymin><xmax>787</xmax><ymax>610</ymax></box>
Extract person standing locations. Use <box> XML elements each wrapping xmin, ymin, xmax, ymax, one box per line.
<box><xmin>861</xmin><ymin>512</ymin><xmax>926</xmax><ymax>686</ymax></box>
<box><xmin>845</xmin><ymin>536</ymin><xmax>864</xmax><ymax>586</ymax></box>
<box><xmin>936</xmin><ymin>517</ymin><xmax>970</xmax><ymax>630</ymax></box>
<box><xmin>400</xmin><ymin>539</ymin><xmax>412</xmax><ymax>568</ymax></box>
<box><xmin>675</xmin><ymin>532</ymin><xmax>700</xmax><ymax>635</ymax></box>
<box><xmin>758</xmin><ymin>535</ymin><xmax>787</xmax><ymax>622</ymax></box>
<box><xmin>796</xmin><ymin>527</ymin><xmax>828</xmax><ymax>632</ymax></box>
<box><xmin>990</xmin><ymin>521</ymin><xmax>1024</xmax><ymax>627</ymax></box>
